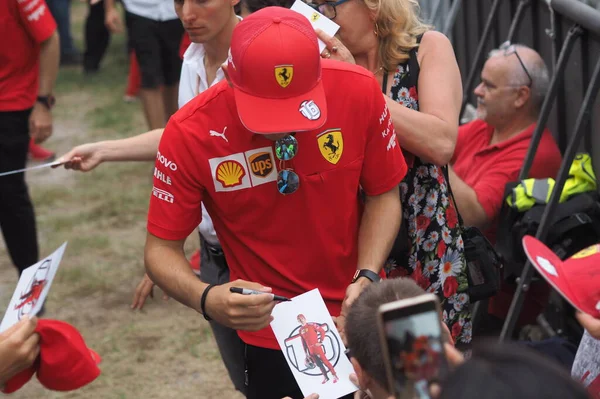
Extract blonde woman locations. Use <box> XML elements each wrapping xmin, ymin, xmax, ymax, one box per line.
<box><xmin>315</xmin><ymin>0</ymin><xmax>471</xmax><ymax>344</ymax></box>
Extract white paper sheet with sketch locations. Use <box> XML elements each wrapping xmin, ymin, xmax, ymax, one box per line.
<box><xmin>0</xmin><ymin>242</ymin><xmax>67</xmax><ymax>332</ymax></box>
<box><xmin>290</xmin><ymin>0</ymin><xmax>340</xmax><ymax>53</ymax></box>
<box><xmin>271</xmin><ymin>288</ymin><xmax>356</xmax><ymax>399</ymax></box>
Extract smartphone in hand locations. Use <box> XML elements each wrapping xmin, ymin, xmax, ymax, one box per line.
<box><xmin>378</xmin><ymin>294</ymin><xmax>449</xmax><ymax>399</ymax></box>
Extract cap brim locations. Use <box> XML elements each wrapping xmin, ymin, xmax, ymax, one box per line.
<box><xmin>522</xmin><ymin>235</ymin><xmax>584</xmax><ymax>314</ymax></box>
<box><xmin>233</xmin><ymin>81</ymin><xmax>327</xmax><ymax>134</ymax></box>
<box><xmin>89</xmin><ymin>349</ymin><xmax>102</xmax><ymax>365</ymax></box>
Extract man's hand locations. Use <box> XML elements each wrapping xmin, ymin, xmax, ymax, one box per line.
<box><xmin>28</xmin><ymin>103</ymin><xmax>52</xmax><ymax>144</ymax></box>
<box><xmin>55</xmin><ymin>142</ymin><xmax>105</xmax><ymax>172</ymax></box>
<box><xmin>204</xmin><ymin>279</ymin><xmax>276</xmax><ymax>331</ymax></box>
<box><xmin>131</xmin><ymin>273</ymin><xmax>170</xmax><ymax>310</ymax></box>
<box><xmin>337</xmin><ymin>279</ymin><xmax>371</xmax><ymax>343</ymax></box>
<box><xmin>0</xmin><ymin>317</ymin><xmax>40</xmax><ymax>387</ymax></box>
<box><xmin>104</xmin><ymin>7</ymin><xmax>123</xmax><ymax>33</ymax></box>
<box><xmin>576</xmin><ymin>312</ymin><xmax>600</xmax><ymax>339</ymax></box>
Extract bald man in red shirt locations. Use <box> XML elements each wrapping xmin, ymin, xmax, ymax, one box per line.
<box><xmin>450</xmin><ymin>44</ymin><xmax>561</xmax><ymax>328</ymax></box>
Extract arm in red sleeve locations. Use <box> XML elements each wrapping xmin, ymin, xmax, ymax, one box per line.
<box><xmin>147</xmin><ymin>118</ymin><xmax>205</xmax><ymax>240</ymax></box>
<box><xmin>17</xmin><ymin>0</ymin><xmax>57</xmax><ymax>43</ymax></box>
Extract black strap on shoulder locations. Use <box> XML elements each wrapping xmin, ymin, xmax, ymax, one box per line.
<box><xmin>382</xmin><ymin>72</ymin><xmax>388</xmax><ymax>95</ymax></box>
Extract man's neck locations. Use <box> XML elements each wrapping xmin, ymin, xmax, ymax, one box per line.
<box><xmin>490</xmin><ymin>115</ymin><xmax>536</xmax><ymax>146</ymax></box>
<box><xmin>203</xmin><ymin>14</ymin><xmax>239</xmax><ymax>68</ymax></box>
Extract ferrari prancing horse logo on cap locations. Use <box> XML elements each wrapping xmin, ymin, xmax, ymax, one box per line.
<box><xmin>275</xmin><ymin>65</ymin><xmax>293</xmax><ymax>88</ymax></box>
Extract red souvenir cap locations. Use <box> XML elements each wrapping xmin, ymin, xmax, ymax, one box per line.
<box><xmin>522</xmin><ymin>235</ymin><xmax>600</xmax><ymax>318</ymax></box>
<box><xmin>227</xmin><ymin>6</ymin><xmax>327</xmax><ymax>134</ymax></box>
<box><xmin>2</xmin><ymin>319</ymin><xmax>101</xmax><ymax>393</ymax></box>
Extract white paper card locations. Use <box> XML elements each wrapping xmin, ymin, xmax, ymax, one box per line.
<box><xmin>0</xmin><ymin>242</ymin><xmax>67</xmax><ymax>332</ymax></box>
<box><xmin>271</xmin><ymin>288</ymin><xmax>357</xmax><ymax>399</ymax></box>
<box><xmin>290</xmin><ymin>0</ymin><xmax>340</xmax><ymax>53</ymax></box>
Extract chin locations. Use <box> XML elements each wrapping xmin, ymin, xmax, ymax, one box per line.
<box><xmin>476</xmin><ymin>108</ymin><xmax>487</xmax><ymax>121</ymax></box>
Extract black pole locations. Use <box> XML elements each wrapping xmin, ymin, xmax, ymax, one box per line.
<box><xmin>500</xmin><ymin>50</ymin><xmax>600</xmax><ymax>342</ymax></box>
<box><xmin>442</xmin><ymin>0</ymin><xmax>463</xmax><ymax>37</ymax></box>
<box><xmin>506</xmin><ymin>0</ymin><xmax>531</xmax><ymax>43</ymax></box>
<box><xmin>460</xmin><ymin>0</ymin><xmax>503</xmax><ymax>117</ymax></box>
<box><xmin>518</xmin><ymin>25</ymin><xmax>582</xmax><ymax>181</ymax></box>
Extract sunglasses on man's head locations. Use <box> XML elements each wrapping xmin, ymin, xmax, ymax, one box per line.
<box><xmin>274</xmin><ymin>135</ymin><xmax>299</xmax><ymax>195</ymax></box>
<box><xmin>499</xmin><ymin>41</ymin><xmax>533</xmax><ymax>87</ymax></box>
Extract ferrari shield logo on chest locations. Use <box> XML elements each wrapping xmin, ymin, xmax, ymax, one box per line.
<box><xmin>317</xmin><ymin>129</ymin><xmax>344</xmax><ymax>164</ymax></box>
<box><xmin>275</xmin><ymin>65</ymin><xmax>293</xmax><ymax>88</ymax></box>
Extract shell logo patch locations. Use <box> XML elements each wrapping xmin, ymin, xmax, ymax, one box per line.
<box><xmin>216</xmin><ymin>160</ymin><xmax>246</xmax><ymax>188</ymax></box>
<box><xmin>208</xmin><ymin>147</ymin><xmax>276</xmax><ymax>192</ymax></box>
<box><xmin>275</xmin><ymin>65</ymin><xmax>293</xmax><ymax>88</ymax></box>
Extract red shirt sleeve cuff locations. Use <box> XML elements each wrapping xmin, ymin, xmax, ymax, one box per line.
<box><xmin>362</xmin><ymin>163</ymin><xmax>408</xmax><ymax>197</ymax></box>
<box><xmin>147</xmin><ymin>222</ymin><xmax>192</xmax><ymax>241</ymax></box>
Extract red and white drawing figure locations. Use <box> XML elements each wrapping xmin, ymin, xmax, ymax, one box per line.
<box><xmin>13</xmin><ymin>259</ymin><xmax>50</xmax><ymax>319</ymax></box>
<box><xmin>285</xmin><ymin>314</ymin><xmax>340</xmax><ymax>384</ymax></box>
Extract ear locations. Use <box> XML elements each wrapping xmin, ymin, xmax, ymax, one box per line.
<box><xmin>221</xmin><ymin>63</ymin><xmax>234</xmax><ymax>88</ymax></box>
<box><xmin>350</xmin><ymin>357</ymin><xmax>372</xmax><ymax>391</ymax></box>
<box><xmin>231</xmin><ymin>0</ymin><xmax>240</xmax><ymax>7</ymax></box>
<box><xmin>514</xmin><ymin>86</ymin><xmax>531</xmax><ymax>109</ymax></box>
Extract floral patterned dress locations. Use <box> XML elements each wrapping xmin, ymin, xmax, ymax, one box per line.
<box><xmin>384</xmin><ymin>35</ymin><xmax>472</xmax><ymax>345</ymax></box>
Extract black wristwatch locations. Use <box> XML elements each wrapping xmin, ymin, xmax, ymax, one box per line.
<box><xmin>352</xmin><ymin>269</ymin><xmax>381</xmax><ymax>284</ymax></box>
<box><xmin>36</xmin><ymin>95</ymin><xmax>56</xmax><ymax>110</ymax></box>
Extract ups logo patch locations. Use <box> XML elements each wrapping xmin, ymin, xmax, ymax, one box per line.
<box><xmin>249</xmin><ymin>152</ymin><xmax>273</xmax><ymax>177</ymax></box>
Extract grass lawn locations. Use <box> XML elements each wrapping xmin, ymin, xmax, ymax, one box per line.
<box><xmin>0</xmin><ymin>3</ymin><xmax>242</xmax><ymax>398</ymax></box>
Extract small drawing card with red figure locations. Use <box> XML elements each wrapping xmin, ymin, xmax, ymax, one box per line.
<box><xmin>0</xmin><ymin>242</ymin><xmax>67</xmax><ymax>332</ymax></box>
<box><xmin>270</xmin><ymin>289</ymin><xmax>357</xmax><ymax>399</ymax></box>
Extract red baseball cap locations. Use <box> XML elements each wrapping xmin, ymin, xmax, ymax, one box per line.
<box><xmin>227</xmin><ymin>6</ymin><xmax>327</xmax><ymax>134</ymax></box>
<box><xmin>3</xmin><ymin>319</ymin><xmax>101</xmax><ymax>393</ymax></box>
<box><xmin>522</xmin><ymin>235</ymin><xmax>600</xmax><ymax>318</ymax></box>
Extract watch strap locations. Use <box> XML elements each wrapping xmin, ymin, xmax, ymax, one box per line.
<box><xmin>352</xmin><ymin>269</ymin><xmax>381</xmax><ymax>284</ymax></box>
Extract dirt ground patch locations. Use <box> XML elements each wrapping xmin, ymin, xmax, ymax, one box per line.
<box><xmin>0</xmin><ymin>4</ymin><xmax>243</xmax><ymax>399</ymax></box>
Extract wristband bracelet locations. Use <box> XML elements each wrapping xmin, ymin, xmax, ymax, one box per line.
<box><xmin>200</xmin><ymin>284</ymin><xmax>217</xmax><ymax>321</ymax></box>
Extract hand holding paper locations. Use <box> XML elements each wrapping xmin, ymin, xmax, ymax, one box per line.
<box><xmin>0</xmin><ymin>243</ymin><xmax>67</xmax><ymax>332</ymax></box>
<box><xmin>290</xmin><ymin>0</ymin><xmax>340</xmax><ymax>53</ymax></box>
<box><xmin>271</xmin><ymin>289</ymin><xmax>357</xmax><ymax>399</ymax></box>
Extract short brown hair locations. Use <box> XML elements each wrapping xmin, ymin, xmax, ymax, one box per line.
<box><xmin>346</xmin><ymin>278</ymin><xmax>426</xmax><ymax>390</ymax></box>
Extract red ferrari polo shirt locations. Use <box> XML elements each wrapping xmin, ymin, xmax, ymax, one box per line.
<box><xmin>452</xmin><ymin>119</ymin><xmax>562</xmax><ymax>323</ymax></box>
<box><xmin>147</xmin><ymin>60</ymin><xmax>408</xmax><ymax>349</ymax></box>
<box><xmin>452</xmin><ymin>119</ymin><xmax>562</xmax><ymax>244</ymax></box>
<box><xmin>0</xmin><ymin>0</ymin><xmax>57</xmax><ymax>111</ymax></box>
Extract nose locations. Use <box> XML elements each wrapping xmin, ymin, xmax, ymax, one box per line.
<box><xmin>474</xmin><ymin>82</ymin><xmax>484</xmax><ymax>98</ymax></box>
<box><xmin>181</xmin><ymin>1</ymin><xmax>197</xmax><ymax>23</ymax></box>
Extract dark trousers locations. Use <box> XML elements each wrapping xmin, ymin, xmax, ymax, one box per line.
<box><xmin>199</xmin><ymin>234</ymin><xmax>247</xmax><ymax>395</ymax></box>
<box><xmin>0</xmin><ymin>110</ymin><xmax>39</xmax><ymax>274</ymax></box>
<box><xmin>84</xmin><ymin>1</ymin><xmax>110</xmax><ymax>72</ymax></box>
<box><xmin>45</xmin><ymin>0</ymin><xmax>78</xmax><ymax>56</ymax></box>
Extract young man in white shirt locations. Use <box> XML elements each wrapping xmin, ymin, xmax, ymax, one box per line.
<box><xmin>104</xmin><ymin>0</ymin><xmax>183</xmax><ymax>131</ymax></box>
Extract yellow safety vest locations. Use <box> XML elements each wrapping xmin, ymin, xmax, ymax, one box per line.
<box><xmin>506</xmin><ymin>153</ymin><xmax>596</xmax><ymax>212</ymax></box>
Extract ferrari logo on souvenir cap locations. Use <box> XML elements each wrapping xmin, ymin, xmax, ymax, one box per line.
<box><xmin>317</xmin><ymin>129</ymin><xmax>344</xmax><ymax>164</ymax></box>
<box><xmin>571</xmin><ymin>244</ymin><xmax>600</xmax><ymax>259</ymax></box>
<box><xmin>311</xmin><ymin>12</ymin><xmax>320</xmax><ymax>22</ymax></box>
<box><xmin>275</xmin><ymin>65</ymin><xmax>294</xmax><ymax>88</ymax></box>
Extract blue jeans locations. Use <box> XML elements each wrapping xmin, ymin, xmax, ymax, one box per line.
<box><xmin>46</xmin><ymin>0</ymin><xmax>79</xmax><ymax>55</ymax></box>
